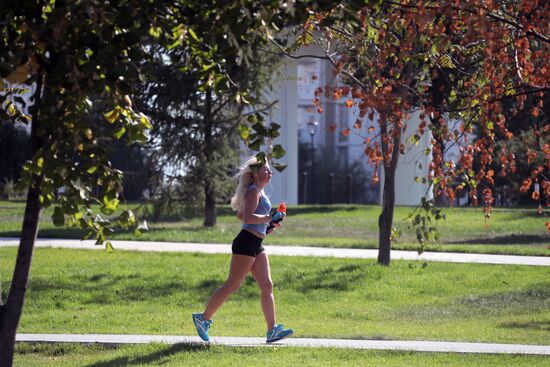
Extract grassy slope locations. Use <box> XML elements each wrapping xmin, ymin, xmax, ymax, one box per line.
<box><xmin>1</xmin><ymin>247</ymin><xmax>548</xmax><ymax>345</ymax></box>
<box><xmin>1</xmin><ymin>202</ymin><xmax>548</xmax><ymax>256</ymax></box>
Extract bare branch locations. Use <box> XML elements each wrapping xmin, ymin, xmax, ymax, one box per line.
<box><xmin>484</xmin><ymin>9</ymin><xmax>550</xmax><ymax>44</ymax></box>
<box><xmin>312</xmin><ymin>27</ymin><xmax>368</xmax><ymax>89</ymax></box>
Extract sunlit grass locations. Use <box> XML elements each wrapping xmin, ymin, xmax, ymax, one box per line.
<box><xmin>2</xmin><ymin>247</ymin><xmax>549</xmax><ymax>345</ymax></box>
<box><xmin>14</xmin><ymin>343</ymin><xmax>550</xmax><ymax>367</ymax></box>
<box><xmin>1</xmin><ymin>201</ymin><xmax>548</xmax><ymax>256</ymax></box>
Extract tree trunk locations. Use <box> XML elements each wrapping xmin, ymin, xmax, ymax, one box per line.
<box><xmin>203</xmin><ymin>88</ymin><xmax>217</xmax><ymax>227</ymax></box>
<box><xmin>204</xmin><ymin>182</ymin><xmax>216</xmax><ymax>227</ymax></box>
<box><xmin>0</xmin><ymin>182</ymin><xmax>42</xmax><ymax>367</ymax></box>
<box><xmin>378</xmin><ymin>125</ymin><xmax>401</xmax><ymax>266</ymax></box>
<box><xmin>0</xmin><ymin>69</ymin><xmax>44</xmax><ymax>367</ymax></box>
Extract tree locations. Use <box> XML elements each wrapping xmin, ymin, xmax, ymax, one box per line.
<box><xmin>108</xmin><ymin>139</ymin><xmax>154</xmax><ymax>201</ymax></box>
<box><xmin>136</xmin><ymin>40</ymin><xmax>280</xmax><ymax>226</ymax></box>
<box><xmin>280</xmin><ymin>0</ymin><xmax>549</xmax><ymax>264</ymax></box>
<box><xmin>0</xmin><ymin>121</ymin><xmax>31</xmax><ymax>185</ymax></box>
<box><xmin>0</xmin><ymin>1</ymin><xmax>165</xmax><ymax>363</ymax></box>
<box><xmin>0</xmin><ymin>1</ymin><xmax>324</xmax><ymax>364</ymax></box>
<box><xmin>485</xmin><ymin>92</ymin><xmax>549</xmax><ymax>206</ymax></box>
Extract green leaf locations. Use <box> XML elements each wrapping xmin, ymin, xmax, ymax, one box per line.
<box><xmin>188</xmin><ymin>28</ymin><xmax>200</xmax><ymax>42</ymax></box>
<box><xmin>439</xmin><ymin>54</ymin><xmax>455</xmax><ymax>69</ymax></box>
<box><xmin>105</xmin><ymin>241</ymin><xmax>114</xmax><ymax>253</ymax></box>
<box><xmin>237</xmin><ymin>124</ymin><xmax>251</xmax><ymax>140</ymax></box>
<box><xmin>268</xmin><ymin>123</ymin><xmax>281</xmax><ymax>139</ymax></box>
<box><xmin>247</xmin><ymin>114</ymin><xmax>258</xmax><ymax>124</ymax></box>
<box><xmin>255</xmin><ymin>152</ymin><xmax>267</xmax><ymax>165</ymax></box>
<box><xmin>252</xmin><ymin>122</ymin><xmax>267</xmax><ymax>136</ymax></box>
<box><xmin>101</xmin><ymin>196</ymin><xmax>119</xmax><ymax>215</ymax></box>
<box><xmin>272</xmin><ymin>162</ymin><xmax>288</xmax><ymax>172</ymax></box>
<box><xmin>139</xmin><ymin>113</ymin><xmax>152</xmax><ymax>129</ymax></box>
<box><xmin>271</xmin><ymin>144</ymin><xmax>286</xmax><ymax>159</ymax></box>
<box><xmin>52</xmin><ymin>206</ymin><xmax>65</xmax><ymax>227</ymax></box>
<box><xmin>148</xmin><ymin>26</ymin><xmax>162</xmax><ymax>38</ymax></box>
<box><xmin>114</xmin><ymin>127</ymin><xmax>126</xmax><ymax>139</ymax></box>
<box><xmin>430</xmin><ymin>43</ymin><xmax>438</xmax><ymax>56</ymax></box>
<box><xmin>104</xmin><ymin>107</ymin><xmax>120</xmax><ymax>123</ymax></box>
<box><xmin>248</xmin><ymin>139</ymin><xmax>262</xmax><ymax>151</ymax></box>
<box><xmin>118</xmin><ymin>209</ymin><xmax>136</xmax><ymax>227</ymax></box>
<box><xmin>134</xmin><ymin>220</ymin><xmax>148</xmax><ymax>236</ymax></box>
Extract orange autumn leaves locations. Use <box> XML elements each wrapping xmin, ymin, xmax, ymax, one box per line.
<box><xmin>305</xmin><ymin>0</ymin><xmax>549</xmax><ymax>222</ymax></box>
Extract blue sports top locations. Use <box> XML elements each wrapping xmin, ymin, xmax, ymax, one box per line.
<box><xmin>242</xmin><ymin>184</ymin><xmax>271</xmax><ymax>235</ymax></box>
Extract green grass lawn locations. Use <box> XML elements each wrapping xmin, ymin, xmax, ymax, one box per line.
<box><xmin>2</xmin><ymin>201</ymin><xmax>548</xmax><ymax>256</ymax></box>
<box><xmin>14</xmin><ymin>343</ymin><xmax>550</xmax><ymax>367</ymax></box>
<box><xmin>1</xmin><ymin>247</ymin><xmax>549</xmax><ymax>345</ymax></box>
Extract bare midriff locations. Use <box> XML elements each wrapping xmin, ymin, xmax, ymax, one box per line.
<box><xmin>243</xmin><ymin>227</ymin><xmax>266</xmax><ymax>239</ymax></box>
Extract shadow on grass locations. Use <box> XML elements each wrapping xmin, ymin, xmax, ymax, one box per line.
<box><xmin>399</xmin><ymin>282</ymin><xmax>550</xmax><ymax>320</ymax></box>
<box><xmin>500</xmin><ymin>320</ymin><xmax>550</xmax><ymax>332</ymax></box>
<box><xmin>27</xmin><ymin>272</ymin><xmax>229</xmax><ymax>306</ymax></box>
<box><xmin>0</xmin><ymin>228</ymin><xmax>88</xmax><ymax>239</ymax></box>
<box><xmin>28</xmin><ymin>275</ymin><xmax>192</xmax><ymax>305</ymax></box>
<box><xmin>278</xmin><ymin>263</ymin><xmax>366</xmax><ymax>293</ymax></box>
<box><xmin>459</xmin><ymin>283</ymin><xmax>550</xmax><ymax>312</ymax></box>
<box><xmin>445</xmin><ymin>234</ymin><xmax>549</xmax><ymax>245</ymax></box>
<box><xmin>83</xmin><ymin>343</ymin><xmax>208</xmax><ymax>367</ymax></box>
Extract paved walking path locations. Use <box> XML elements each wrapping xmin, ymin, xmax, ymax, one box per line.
<box><xmin>15</xmin><ymin>333</ymin><xmax>550</xmax><ymax>355</ymax></box>
<box><xmin>1</xmin><ymin>237</ymin><xmax>549</xmax><ymax>266</ymax></box>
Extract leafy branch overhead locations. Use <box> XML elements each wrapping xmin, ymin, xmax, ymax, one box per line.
<box><xmin>0</xmin><ymin>1</ymin><xmax>309</xmax><ymax>246</ymax></box>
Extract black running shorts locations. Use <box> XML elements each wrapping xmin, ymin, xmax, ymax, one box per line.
<box><xmin>232</xmin><ymin>230</ymin><xmax>265</xmax><ymax>257</ymax></box>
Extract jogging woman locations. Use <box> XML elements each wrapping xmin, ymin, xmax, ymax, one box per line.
<box><xmin>192</xmin><ymin>157</ymin><xmax>293</xmax><ymax>343</ymax></box>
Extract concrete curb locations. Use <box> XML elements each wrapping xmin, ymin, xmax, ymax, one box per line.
<box><xmin>16</xmin><ymin>334</ymin><xmax>550</xmax><ymax>355</ymax></box>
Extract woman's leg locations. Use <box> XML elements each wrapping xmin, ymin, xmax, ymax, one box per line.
<box><xmin>202</xmin><ymin>254</ymin><xmax>255</xmax><ymax>320</ymax></box>
<box><xmin>250</xmin><ymin>252</ymin><xmax>276</xmax><ymax>330</ymax></box>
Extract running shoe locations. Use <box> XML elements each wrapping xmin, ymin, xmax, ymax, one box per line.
<box><xmin>266</xmin><ymin>324</ymin><xmax>293</xmax><ymax>343</ymax></box>
<box><xmin>192</xmin><ymin>313</ymin><xmax>213</xmax><ymax>341</ymax></box>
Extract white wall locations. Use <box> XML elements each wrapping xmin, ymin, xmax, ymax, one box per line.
<box><xmin>241</xmin><ymin>59</ymin><xmax>299</xmax><ymax>205</ymax></box>
<box><xmin>380</xmin><ymin>111</ymin><xmax>433</xmax><ymax>206</ymax></box>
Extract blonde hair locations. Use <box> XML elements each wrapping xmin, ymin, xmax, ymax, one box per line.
<box><xmin>230</xmin><ymin>156</ymin><xmax>267</xmax><ymax>211</ymax></box>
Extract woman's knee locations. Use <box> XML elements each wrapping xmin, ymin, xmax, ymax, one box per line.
<box><xmin>257</xmin><ymin>279</ymin><xmax>273</xmax><ymax>294</ymax></box>
<box><xmin>224</xmin><ymin>280</ymin><xmax>243</xmax><ymax>293</ymax></box>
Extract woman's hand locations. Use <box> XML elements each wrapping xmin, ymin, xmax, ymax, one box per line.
<box><xmin>266</xmin><ymin>222</ymin><xmax>281</xmax><ymax>235</ymax></box>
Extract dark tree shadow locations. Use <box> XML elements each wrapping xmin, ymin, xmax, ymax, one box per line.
<box><xmin>83</xmin><ymin>343</ymin><xmax>208</xmax><ymax>367</ymax></box>
<box><xmin>278</xmin><ymin>263</ymin><xmax>366</xmax><ymax>293</ymax></box>
<box><xmin>0</xmin><ymin>227</ymin><xmax>90</xmax><ymax>238</ymax></box>
<box><xmin>500</xmin><ymin>320</ymin><xmax>550</xmax><ymax>331</ymax></box>
<box><xmin>28</xmin><ymin>275</ymin><xmax>193</xmax><ymax>305</ymax></box>
<box><xmin>445</xmin><ymin>234</ymin><xmax>549</xmax><ymax>245</ymax></box>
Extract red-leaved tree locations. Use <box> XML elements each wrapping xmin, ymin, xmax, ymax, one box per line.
<box><xmin>280</xmin><ymin>0</ymin><xmax>549</xmax><ymax>264</ymax></box>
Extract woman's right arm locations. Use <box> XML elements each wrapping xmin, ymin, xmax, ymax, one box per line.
<box><xmin>242</xmin><ymin>188</ymin><xmax>271</xmax><ymax>224</ymax></box>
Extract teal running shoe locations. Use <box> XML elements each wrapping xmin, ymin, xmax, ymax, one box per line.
<box><xmin>266</xmin><ymin>324</ymin><xmax>293</xmax><ymax>343</ymax></box>
<box><xmin>192</xmin><ymin>313</ymin><xmax>213</xmax><ymax>341</ymax></box>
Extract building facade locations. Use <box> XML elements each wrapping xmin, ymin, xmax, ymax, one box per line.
<box><xmin>248</xmin><ymin>53</ymin><xmax>433</xmax><ymax>207</ymax></box>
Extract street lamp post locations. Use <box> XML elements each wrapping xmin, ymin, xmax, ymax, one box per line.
<box><xmin>306</xmin><ymin>121</ymin><xmax>318</xmax><ymax>204</ymax></box>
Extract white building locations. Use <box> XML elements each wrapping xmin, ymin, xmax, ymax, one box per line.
<box><xmin>250</xmin><ymin>53</ymin><xmax>433</xmax><ymax>207</ymax></box>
